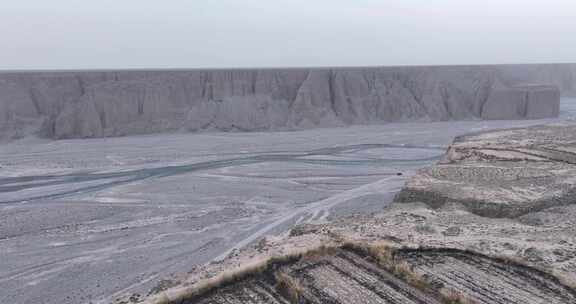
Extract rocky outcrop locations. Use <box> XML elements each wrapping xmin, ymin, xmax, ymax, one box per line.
<box><xmin>180</xmin><ymin>247</ymin><xmax>576</xmax><ymax>304</ymax></box>
<box><xmin>0</xmin><ymin>64</ymin><xmax>572</xmax><ymax>140</ymax></box>
<box><xmin>395</xmin><ymin>124</ymin><xmax>576</xmax><ymax>217</ymax></box>
<box><xmin>189</xmin><ymin>248</ymin><xmax>443</xmax><ymax>304</ymax></box>
<box><xmin>141</xmin><ymin>208</ymin><xmax>576</xmax><ymax>304</ymax></box>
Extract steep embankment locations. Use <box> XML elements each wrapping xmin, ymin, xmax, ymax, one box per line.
<box><xmin>395</xmin><ymin>124</ymin><xmax>576</xmax><ymax>217</ymax></box>
<box><xmin>0</xmin><ymin>64</ymin><xmax>570</xmax><ymax>140</ymax></box>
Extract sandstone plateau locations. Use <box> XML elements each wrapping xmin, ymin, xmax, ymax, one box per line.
<box><xmin>139</xmin><ymin>123</ymin><xmax>576</xmax><ymax>304</ymax></box>
<box><xmin>0</xmin><ymin>64</ymin><xmax>571</xmax><ymax>140</ymax></box>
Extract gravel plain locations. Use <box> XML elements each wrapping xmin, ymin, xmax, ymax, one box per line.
<box><xmin>0</xmin><ymin>99</ymin><xmax>574</xmax><ymax>304</ymax></box>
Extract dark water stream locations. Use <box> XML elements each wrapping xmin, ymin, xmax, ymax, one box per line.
<box><xmin>0</xmin><ymin>143</ymin><xmax>444</xmax><ymax>204</ymax></box>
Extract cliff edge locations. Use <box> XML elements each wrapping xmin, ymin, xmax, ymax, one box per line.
<box><xmin>0</xmin><ymin>64</ymin><xmax>570</xmax><ymax>140</ymax></box>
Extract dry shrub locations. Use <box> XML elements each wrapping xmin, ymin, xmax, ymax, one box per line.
<box><xmin>341</xmin><ymin>241</ymin><xmax>437</xmax><ymax>293</ymax></box>
<box><xmin>440</xmin><ymin>288</ymin><xmax>477</xmax><ymax>304</ymax></box>
<box><xmin>275</xmin><ymin>271</ymin><xmax>303</xmax><ymax>303</ymax></box>
<box><xmin>341</xmin><ymin>240</ymin><xmax>397</xmax><ymax>268</ymax></box>
<box><xmin>392</xmin><ymin>261</ymin><xmax>430</xmax><ymax>291</ymax></box>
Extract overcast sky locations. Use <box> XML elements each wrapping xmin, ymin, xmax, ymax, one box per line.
<box><xmin>1</xmin><ymin>0</ymin><xmax>574</xmax><ymax>70</ymax></box>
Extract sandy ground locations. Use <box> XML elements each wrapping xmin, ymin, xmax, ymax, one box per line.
<box><xmin>1</xmin><ymin>99</ymin><xmax>574</xmax><ymax>304</ymax></box>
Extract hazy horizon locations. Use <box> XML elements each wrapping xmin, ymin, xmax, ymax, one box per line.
<box><xmin>2</xmin><ymin>0</ymin><xmax>575</xmax><ymax>70</ymax></box>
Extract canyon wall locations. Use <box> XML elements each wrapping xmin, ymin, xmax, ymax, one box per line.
<box><xmin>0</xmin><ymin>64</ymin><xmax>572</xmax><ymax>140</ymax></box>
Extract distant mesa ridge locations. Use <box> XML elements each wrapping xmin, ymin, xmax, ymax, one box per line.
<box><xmin>0</xmin><ymin>64</ymin><xmax>571</xmax><ymax>140</ymax></box>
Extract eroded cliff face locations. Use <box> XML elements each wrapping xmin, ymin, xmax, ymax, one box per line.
<box><xmin>0</xmin><ymin>64</ymin><xmax>572</xmax><ymax>140</ymax></box>
<box><xmin>481</xmin><ymin>85</ymin><xmax>561</xmax><ymax>120</ymax></box>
